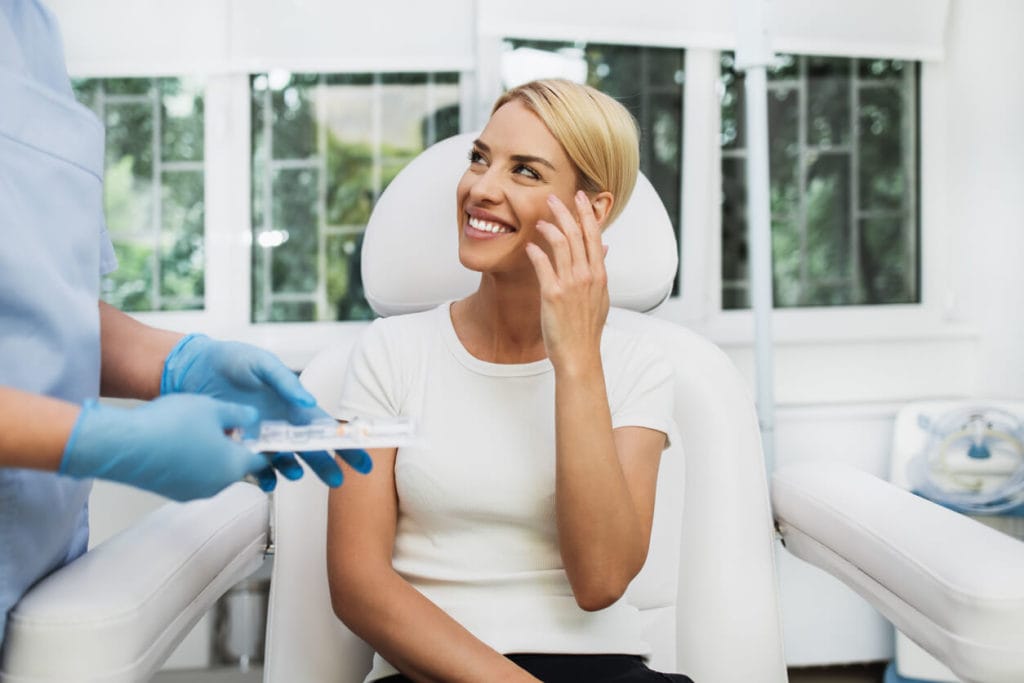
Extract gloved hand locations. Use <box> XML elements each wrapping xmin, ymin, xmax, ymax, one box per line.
<box><xmin>60</xmin><ymin>394</ymin><xmax>268</xmax><ymax>501</ymax></box>
<box><xmin>246</xmin><ymin>405</ymin><xmax>374</xmax><ymax>492</ymax></box>
<box><xmin>160</xmin><ymin>334</ymin><xmax>371</xmax><ymax>490</ymax></box>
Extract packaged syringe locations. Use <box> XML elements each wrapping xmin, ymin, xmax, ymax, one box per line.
<box><xmin>243</xmin><ymin>416</ymin><xmax>417</xmax><ymax>452</ymax></box>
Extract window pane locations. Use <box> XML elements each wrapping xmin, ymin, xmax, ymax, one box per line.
<box><xmin>160</xmin><ymin>170</ymin><xmax>204</xmax><ymax>308</ymax></box>
<box><xmin>804</xmin><ymin>153</ymin><xmax>853</xmax><ymax>305</ymax></box>
<box><xmin>859</xmin><ymin>217</ymin><xmax>915</xmax><ymax>303</ymax></box>
<box><xmin>503</xmin><ymin>39</ymin><xmax>685</xmax><ymax>294</ymax></box>
<box><xmin>272</xmin><ymin>74</ymin><xmax>319</xmax><ymax>160</ymax></box>
<box><xmin>251</xmin><ymin>72</ymin><xmax>461</xmax><ymax>322</ymax></box>
<box><xmin>271</xmin><ymin>168</ymin><xmax>319</xmax><ymax>294</ymax></box>
<box><xmin>720</xmin><ymin>55</ymin><xmax>919</xmax><ymax>308</ymax></box>
<box><xmin>720</xmin><ymin>53</ymin><xmax>746</xmax><ymax>150</ymax></box>
<box><xmin>768</xmin><ymin>89</ymin><xmax>799</xmax><ymax>213</ymax></box>
<box><xmin>721</xmin><ymin>157</ymin><xmax>749</xmax><ymax>308</ymax></box>
<box><xmin>806</xmin><ymin>57</ymin><xmax>850</xmax><ymax>148</ymax></box>
<box><xmin>72</xmin><ymin>77</ymin><xmax>206</xmax><ymax>312</ymax></box>
<box><xmin>326</xmin><ymin>232</ymin><xmax>374</xmax><ymax>321</ymax></box>
<box><xmin>859</xmin><ymin>86</ymin><xmax>908</xmax><ymax>212</ymax></box>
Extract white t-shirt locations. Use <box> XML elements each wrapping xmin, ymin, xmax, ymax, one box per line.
<box><xmin>338</xmin><ymin>303</ymin><xmax>676</xmax><ymax>681</ymax></box>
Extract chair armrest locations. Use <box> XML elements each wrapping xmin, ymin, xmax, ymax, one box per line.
<box><xmin>1</xmin><ymin>483</ymin><xmax>269</xmax><ymax>683</ymax></box>
<box><xmin>772</xmin><ymin>462</ymin><xmax>1024</xmax><ymax>683</ymax></box>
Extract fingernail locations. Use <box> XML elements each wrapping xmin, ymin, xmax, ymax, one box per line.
<box><xmin>576</xmin><ymin>190</ymin><xmax>586</xmax><ymax>202</ymax></box>
<box><xmin>547</xmin><ymin>194</ymin><xmax>557</xmax><ymax>205</ymax></box>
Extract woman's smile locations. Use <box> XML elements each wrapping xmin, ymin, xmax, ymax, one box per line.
<box><xmin>465</xmin><ymin>209</ymin><xmax>516</xmax><ymax>238</ymax></box>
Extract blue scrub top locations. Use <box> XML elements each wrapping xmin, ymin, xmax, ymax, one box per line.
<box><xmin>0</xmin><ymin>0</ymin><xmax>118</xmax><ymax>643</ymax></box>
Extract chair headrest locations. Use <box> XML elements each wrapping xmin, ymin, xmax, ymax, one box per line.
<box><xmin>362</xmin><ymin>132</ymin><xmax>678</xmax><ymax>317</ymax></box>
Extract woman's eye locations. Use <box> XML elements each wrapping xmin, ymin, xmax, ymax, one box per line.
<box><xmin>514</xmin><ymin>164</ymin><xmax>540</xmax><ymax>180</ymax></box>
<box><xmin>468</xmin><ymin>150</ymin><xmax>485</xmax><ymax>165</ymax></box>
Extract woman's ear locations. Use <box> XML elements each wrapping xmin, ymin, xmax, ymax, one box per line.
<box><xmin>590</xmin><ymin>191</ymin><xmax>615</xmax><ymax>230</ymax></box>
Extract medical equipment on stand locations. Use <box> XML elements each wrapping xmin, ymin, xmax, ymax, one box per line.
<box><xmin>907</xmin><ymin>407</ymin><xmax>1024</xmax><ymax>516</ymax></box>
<box><xmin>886</xmin><ymin>401</ymin><xmax>1024</xmax><ymax>683</ymax></box>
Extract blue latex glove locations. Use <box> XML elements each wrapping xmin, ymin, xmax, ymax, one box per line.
<box><xmin>60</xmin><ymin>395</ymin><xmax>268</xmax><ymax>501</ymax></box>
<box><xmin>160</xmin><ymin>334</ymin><xmax>371</xmax><ymax>490</ymax></box>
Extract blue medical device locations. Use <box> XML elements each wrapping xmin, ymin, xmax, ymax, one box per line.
<box><xmin>907</xmin><ymin>406</ymin><xmax>1024</xmax><ymax>516</ymax></box>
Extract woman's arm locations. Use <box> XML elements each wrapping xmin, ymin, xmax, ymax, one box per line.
<box><xmin>327</xmin><ymin>447</ymin><xmax>539</xmax><ymax>683</ymax></box>
<box><xmin>98</xmin><ymin>301</ymin><xmax>182</xmax><ymax>399</ymax></box>
<box><xmin>554</xmin><ymin>365</ymin><xmax>665</xmax><ymax>610</ymax></box>
<box><xmin>527</xmin><ymin>192</ymin><xmax>666</xmax><ymax>610</ymax></box>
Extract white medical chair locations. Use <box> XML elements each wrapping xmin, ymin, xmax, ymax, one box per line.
<box><xmin>260</xmin><ymin>133</ymin><xmax>1024</xmax><ymax>683</ymax></box>
<box><xmin>5</xmin><ymin>133</ymin><xmax>1023</xmax><ymax>683</ymax></box>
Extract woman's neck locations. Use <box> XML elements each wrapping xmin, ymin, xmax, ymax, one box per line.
<box><xmin>452</xmin><ymin>274</ymin><xmax>547</xmax><ymax>364</ymax></box>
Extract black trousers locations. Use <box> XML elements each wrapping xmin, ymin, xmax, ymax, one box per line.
<box><xmin>376</xmin><ymin>653</ymin><xmax>695</xmax><ymax>682</ymax></box>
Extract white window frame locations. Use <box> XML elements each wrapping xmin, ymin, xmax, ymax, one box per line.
<box><xmin>58</xmin><ymin>0</ymin><xmax>977</xmax><ymax>403</ymax></box>
<box><xmin>662</xmin><ymin>49</ymin><xmax>967</xmax><ymax>343</ymax></box>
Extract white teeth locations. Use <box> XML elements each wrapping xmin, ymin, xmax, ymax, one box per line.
<box><xmin>468</xmin><ymin>216</ymin><xmax>512</xmax><ymax>234</ymax></box>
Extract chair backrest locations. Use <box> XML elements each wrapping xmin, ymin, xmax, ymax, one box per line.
<box><xmin>264</xmin><ymin>133</ymin><xmax>786</xmax><ymax>683</ymax></box>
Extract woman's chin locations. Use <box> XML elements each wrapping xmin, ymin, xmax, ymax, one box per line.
<box><xmin>457</xmin><ymin>242</ymin><xmax>503</xmax><ymax>273</ymax></box>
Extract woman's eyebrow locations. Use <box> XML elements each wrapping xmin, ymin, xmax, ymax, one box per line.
<box><xmin>473</xmin><ymin>139</ymin><xmax>556</xmax><ymax>171</ymax></box>
<box><xmin>511</xmin><ymin>154</ymin><xmax>556</xmax><ymax>171</ymax></box>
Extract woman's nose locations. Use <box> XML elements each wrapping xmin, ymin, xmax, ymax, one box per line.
<box><xmin>467</xmin><ymin>167</ymin><xmax>503</xmax><ymax>203</ymax></box>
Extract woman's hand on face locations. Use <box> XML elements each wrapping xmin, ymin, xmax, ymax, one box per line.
<box><xmin>525</xmin><ymin>191</ymin><xmax>610</xmax><ymax>371</ymax></box>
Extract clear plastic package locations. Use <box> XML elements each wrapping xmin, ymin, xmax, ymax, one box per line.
<box><xmin>242</xmin><ymin>416</ymin><xmax>417</xmax><ymax>452</ymax></box>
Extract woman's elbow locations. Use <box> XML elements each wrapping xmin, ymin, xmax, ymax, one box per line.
<box><xmin>570</xmin><ymin>553</ymin><xmax>647</xmax><ymax>611</ymax></box>
<box><xmin>571</xmin><ymin>575</ymin><xmax>631</xmax><ymax>612</ymax></box>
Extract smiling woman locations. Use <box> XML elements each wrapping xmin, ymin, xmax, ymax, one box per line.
<box><xmin>325</xmin><ymin>80</ymin><xmax>693</xmax><ymax>683</ymax></box>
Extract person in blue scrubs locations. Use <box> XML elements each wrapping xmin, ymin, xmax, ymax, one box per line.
<box><xmin>0</xmin><ymin>0</ymin><xmax>372</xmax><ymax>644</ymax></box>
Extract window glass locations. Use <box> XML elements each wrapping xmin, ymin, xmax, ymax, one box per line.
<box><xmin>251</xmin><ymin>72</ymin><xmax>460</xmax><ymax>322</ymax></box>
<box><xmin>502</xmin><ymin>40</ymin><xmax>684</xmax><ymax>294</ymax></box>
<box><xmin>72</xmin><ymin>77</ymin><xmax>206</xmax><ymax>311</ymax></box>
<box><xmin>720</xmin><ymin>54</ymin><xmax>919</xmax><ymax>308</ymax></box>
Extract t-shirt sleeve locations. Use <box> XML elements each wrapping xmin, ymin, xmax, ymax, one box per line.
<box><xmin>337</xmin><ymin>319</ymin><xmax>402</xmax><ymax>421</ymax></box>
<box><xmin>609</xmin><ymin>337</ymin><xmax>676</xmax><ymax>448</ymax></box>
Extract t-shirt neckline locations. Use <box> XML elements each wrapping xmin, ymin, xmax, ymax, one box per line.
<box><xmin>437</xmin><ymin>301</ymin><xmax>553</xmax><ymax>377</ymax></box>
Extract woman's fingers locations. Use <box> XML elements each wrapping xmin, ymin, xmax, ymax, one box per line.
<box><xmin>546</xmin><ymin>194</ymin><xmax>588</xmax><ymax>266</ymax></box>
<box><xmin>574</xmin><ymin>191</ymin><xmax>606</xmax><ymax>269</ymax></box>
<box><xmin>534</xmin><ymin>219</ymin><xmax>573</xmax><ymax>276</ymax></box>
<box><xmin>525</xmin><ymin>242</ymin><xmax>558</xmax><ymax>291</ymax></box>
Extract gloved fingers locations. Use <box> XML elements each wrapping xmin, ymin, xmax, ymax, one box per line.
<box><xmin>285</xmin><ymin>403</ymin><xmax>328</xmax><ymax>427</ymax></box>
<box><xmin>296</xmin><ymin>450</ymin><xmax>344</xmax><ymax>487</ymax></box>
<box><xmin>250</xmin><ymin>356</ymin><xmax>317</xmax><ymax>408</ymax></box>
<box><xmin>212</xmin><ymin>399</ymin><xmax>260</xmax><ymax>432</ymax></box>
<box><xmin>253</xmin><ymin>465</ymin><xmax>278</xmax><ymax>492</ymax></box>
<box><xmin>270</xmin><ymin>452</ymin><xmax>304</xmax><ymax>480</ymax></box>
<box><xmin>336</xmin><ymin>448</ymin><xmax>373</xmax><ymax>475</ymax></box>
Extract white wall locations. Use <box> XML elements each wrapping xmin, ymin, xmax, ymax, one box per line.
<box><xmin>943</xmin><ymin>0</ymin><xmax>1024</xmax><ymax>398</ymax></box>
<box><xmin>50</xmin><ymin>0</ymin><xmax>1024</xmax><ymax>670</ymax></box>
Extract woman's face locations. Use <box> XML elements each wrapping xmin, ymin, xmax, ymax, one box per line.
<box><xmin>455</xmin><ymin>99</ymin><xmax>580</xmax><ymax>275</ymax></box>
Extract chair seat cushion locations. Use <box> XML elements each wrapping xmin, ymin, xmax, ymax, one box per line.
<box><xmin>1</xmin><ymin>483</ymin><xmax>268</xmax><ymax>683</ymax></box>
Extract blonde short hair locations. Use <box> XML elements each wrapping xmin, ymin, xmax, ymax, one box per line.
<box><xmin>492</xmin><ymin>79</ymin><xmax>640</xmax><ymax>228</ymax></box>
